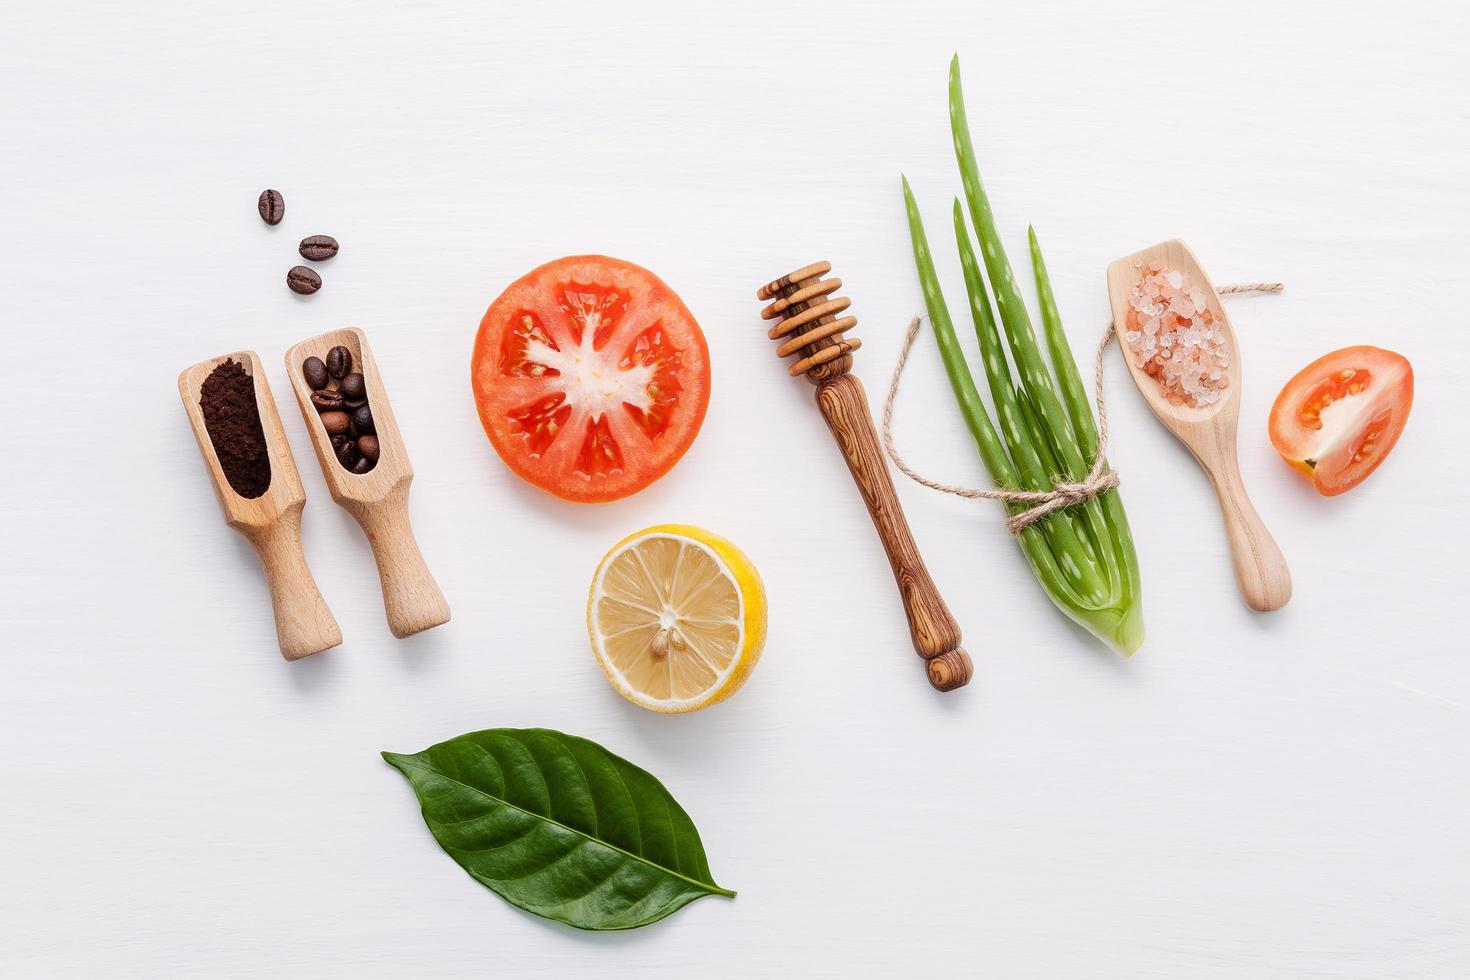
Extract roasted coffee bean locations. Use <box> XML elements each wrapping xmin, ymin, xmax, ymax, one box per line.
<box><xmin>299</xmin><ymin>235</ymin><xmax>338</xmax><ymax>262</ymax></box>
<box><xmin>340</xmin><ymin>373</ymin><xmax>366</xmax><ymax>401</ymax></box>
<box><xmin>352</xmin><ymin>456</ymin><xmax>376</xmax><ymax>475</ymax></box>
<box><xmin>326</xmin><ymin>345</ymin><xmax>352</xmax><ymax>378</ymax></box>
<box><xmin>320</xmin><ymin>411</ymin><xmax>352</xmax><ymax>436</ymax></box>
<box><xmin>257</xmin><ymin>189</ymin><xmax>285</xmax><ymax>225</ymax></box>
<box><xmin>356</xmin><ymin>434</ymin><xmax>380</xmax><ymax>462</ymax></box>
<box><xmin>287</xmin><ymin>265</ymin><xmax>322</xmax><ymax>295</ymax></box>
<box><xmin>302</xmin><ymin>356</ymin><xmax>329</xmax><ymax>390</ymax></box>
<box><xmin>310</xmin><ymin>389</ymin><xmax>345</xmax><ymax>412</ymax></box>
<box><xmin>351</xmin><ymin>404</ymin><xmax>374</xmax><ymax>435</ymax></box>
<box><xmin>333</xmin><ymin>435</ymin><xmax>358</xmax><ymax>467</ymax></box>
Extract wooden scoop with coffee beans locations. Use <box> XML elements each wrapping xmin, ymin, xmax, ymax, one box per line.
<box><xmin>285</xmin><ymin>329</ymin><xmax>450</xmax><ymax>638</ymax></box>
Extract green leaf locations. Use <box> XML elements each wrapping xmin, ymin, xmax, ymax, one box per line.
<box><xmin>383</xmin><ymin>728</ymin><xmax>735</xmax><ymax>931</ymax></box>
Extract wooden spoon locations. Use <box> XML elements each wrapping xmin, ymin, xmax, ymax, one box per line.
<box><xmin>178</xmin><ymin>351</ymin><xmax>343</xmax><ymax>659</ymax></box>
<box><xmin>284</xmin><ymin>328</ymin><xmax>451</xmax><ymax>638</ymax></box>
<box><xmin>1106</xmin><ymin>240</ymin><xmax>1292</xmax><ymax>612</ymax></box>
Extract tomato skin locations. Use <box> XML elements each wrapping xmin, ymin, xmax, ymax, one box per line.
<box><xmin>471</xmin><ymin>256</ymin><xmax>711</xmax><ymax>503</ymax></box>
<box><xmin>1268</xmin><ymin>346</ymin><xmax>1412</xmax><ymax>496</ymax></box>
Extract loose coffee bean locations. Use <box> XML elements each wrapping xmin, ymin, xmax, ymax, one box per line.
<box><xmin>287</xmin><ymin>265</ymin><xmax>322</xmax><ymax>295</ymax></box>
<box><xmin>352</xmin><ymin>456</ymin><xmax>376</xmax><ymax>475</ymax></box>
<box><xmin>351</xmin><ymin>404</ymin><xmax>374</xmax><ymax>435</ymax></box>
<box><xmin>299</xmin><ymin>235</ymin><xmax>339</xmax><ymax>261</ymax></box>
<box><xmin>340</xmin><ymin>373</ymin><xmax>366</xmax><ymax>402</ymax></box>
<box><xmin>326</xmin><ymin>346</ymin><xmax>352</xmax><ymax>378</ymax></box>
<box><xmin>302</xmin><ymin>356</ymin><xmax>329</xmax><ymax>390</ymax></box>
<box><xmin>320</xmin><ymin>411</ymin><xmax>352</xmax><ymax>436</ymax></box>
<box><xmin>332</xmin><ymin>434</ymin><xmax>358</xmax><ymax>467</ymax></box>
<box><xmin>257</xmin><ymin>189</ymin><xmax>285</xmax><ymax>226</ymax></box>
<box><xmin>356</xmin><ymin>434</ymin><xmax>380</xmax><ymax>462</ymax></box>
<box><xmin>310</xmin><ymin>389</ymin><xmax>345</xmax><ymax>412</ymax></box>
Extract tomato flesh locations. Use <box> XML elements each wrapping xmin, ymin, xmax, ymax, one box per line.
<box><xmin>472</xmin><ymin>256</ymin><xmax>710</xmax><ymax>502</ymax></box>
<box><xmin>1268</xmin><ymin>346</ymin><xmax>1412</xmax><ymax>496</ymax></box>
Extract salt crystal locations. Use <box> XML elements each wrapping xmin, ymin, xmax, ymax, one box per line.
<box><xmin>1123</xmin><ymin>265</ymin><xmax>1233</xmax><ymax>408</ymax></box>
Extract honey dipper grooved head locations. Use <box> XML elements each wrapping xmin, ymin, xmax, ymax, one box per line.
<box><xmin>757</xmin><ymin>262</ymin><xmax>861</xmax><ymax>385</ymax></box>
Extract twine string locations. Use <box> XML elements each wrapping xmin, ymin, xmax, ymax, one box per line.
<box><xmin>881</xmin><ymin>281</ymin><xmax>1283</xmax><ymax>534</ymax></box>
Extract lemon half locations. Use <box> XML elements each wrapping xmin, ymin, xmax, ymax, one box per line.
<box><xmin>587</xmin><ymin>525</ymin><xmax>766</xmax><ymax>713</ymax></box>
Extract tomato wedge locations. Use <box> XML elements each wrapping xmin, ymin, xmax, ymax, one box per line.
<box><xmin>471</xmin><ymin>256</ymin><xmax>711</xmax><ymax>502</ymax></box>
<box><xmin>1268</xmin><ymin>346</ymin><xmax>1412</xmax><ymax>496</ymax></box>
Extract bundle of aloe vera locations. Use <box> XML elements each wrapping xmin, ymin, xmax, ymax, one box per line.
<box><xmin>901</xmin><ymin>56</ymin><xmax>1143</xmax><ymax>654</ymax></box>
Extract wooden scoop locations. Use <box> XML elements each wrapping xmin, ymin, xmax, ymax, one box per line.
<box><xmin>1106</xmin><ymin>240</ymin><xmax>1291</xmax><ymax>612</ymax></box>
<box><xmin>178</xmin><ymin>351</ymin><xmax>343</xmax><ymax>659</ymax></box>
<box><xmin>284</xmin><ymin>328</ymin><xmax>450</xmax><ymax>638</ymax></box>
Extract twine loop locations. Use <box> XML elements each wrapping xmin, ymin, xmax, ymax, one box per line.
<box><xmin>881</xmin><ymin>281</ymin><xmax>1282</xmax><ymax>534</ymax></box>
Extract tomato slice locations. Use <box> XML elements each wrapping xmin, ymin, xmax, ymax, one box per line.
<box><xmin>471</xmin><ymin>256</ymin><xmax>711</xmax><ymax>502</ymax></box>
<box><xmin>1268</xmin><ymin>346</ymin><xmax>1412</xmax><ymax>496</ymax></box>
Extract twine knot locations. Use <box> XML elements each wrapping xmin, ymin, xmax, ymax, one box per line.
<box><xmin>882</xmin><ymin>281</ymin><xmax>1281</xmax><ymax>534</ymax></box>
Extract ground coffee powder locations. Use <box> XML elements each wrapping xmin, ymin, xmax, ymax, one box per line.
<box><xmin>199</xmin><ymin>359</ymin><xmax>272</xmax><ymax>498</ymax></box>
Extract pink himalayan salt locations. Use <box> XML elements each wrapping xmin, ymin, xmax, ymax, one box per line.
<box><xmin>1124</xmin><ymin>265</ymin><xmax>1230</xmax><ymax>408</ymax></box>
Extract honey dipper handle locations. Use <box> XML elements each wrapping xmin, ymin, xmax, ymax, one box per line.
<box><xmin>240</xmin><ymin>505</ymin><xmax>342</xmax><ymax>661</ymax></box>
<box><xmin>815</xmin><ymin>374</ymin><xmax>972</xmax><ymax>691</ymax></box>
<box><xmin>1206</xmin><ymin>456</ymin><xmax>1292</xmax><ymax>612</ymax></box>
<box><xmin>346</xmin><ymin>481</ymin><xmax>451</xmax><ymax>638</ymax></box>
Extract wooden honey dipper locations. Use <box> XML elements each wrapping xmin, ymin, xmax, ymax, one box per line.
<box><xmin>758</xmin><ymin>262</ymin><xmax>972</xmax><ymax>691</ymax></box>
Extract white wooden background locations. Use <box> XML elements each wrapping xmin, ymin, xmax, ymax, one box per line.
<box><xmin>3</xmin><ymin>1</ymin><xmax>1467</xmax><ymax>977</ymax></box>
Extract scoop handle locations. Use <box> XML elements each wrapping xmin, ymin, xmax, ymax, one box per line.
<box><xmin>240</xmin><ymin>505</ymin><xmax>342</xmax><ymax>660</ymax></box>
<box><xmin>815</xmin><ymin>374</ymin><xmax>972</xmax><ymax>691</ymax></box>
<box><xmin>1206</xmin><ymin>455</ymin><xmax>1292</xmax><ymax>611</ymax></box>
<box><xmin>346</xmin><ymin>481</ymin><xmax>451</xmax><ymax>638</ymax></box>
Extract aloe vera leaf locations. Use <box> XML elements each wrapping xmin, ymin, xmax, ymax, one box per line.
<box><xmin>1013</xmin><ymin>383</ymin><xmax>1110</xmax><ymax>593</ymax></box>
<box><xmin>948</xmin><ymin>56</ymin><xmax>1087</xmax><ymax>482</ymax></box>
<box><xmin>1028</xmin><ymin>225</ymin><xmax>1098</xmax><ymax>459</ymax></box>
<box><xmin>1026</xmin><ymin>226</ymin><xmax>1138</xmax><ymax>611</ymax></box>
<box><xmin>955</xmin><ymin>200</ymin><xmax>1102</xmax><ymax>600</ymax></box>
<box><xmin>952</xmin><ymin>200</ymin><xmax>1047</xmax><ymax>490</ymax></box>
<box><xmin>1016</xmin><ymin>362</ymin><xmax>1114</xmax><ymax>579</ymax></box>
<box><xmin>901</xmin><ymin>176</ymin><xmax>1014</xmax><ymax>488</ymax></box>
